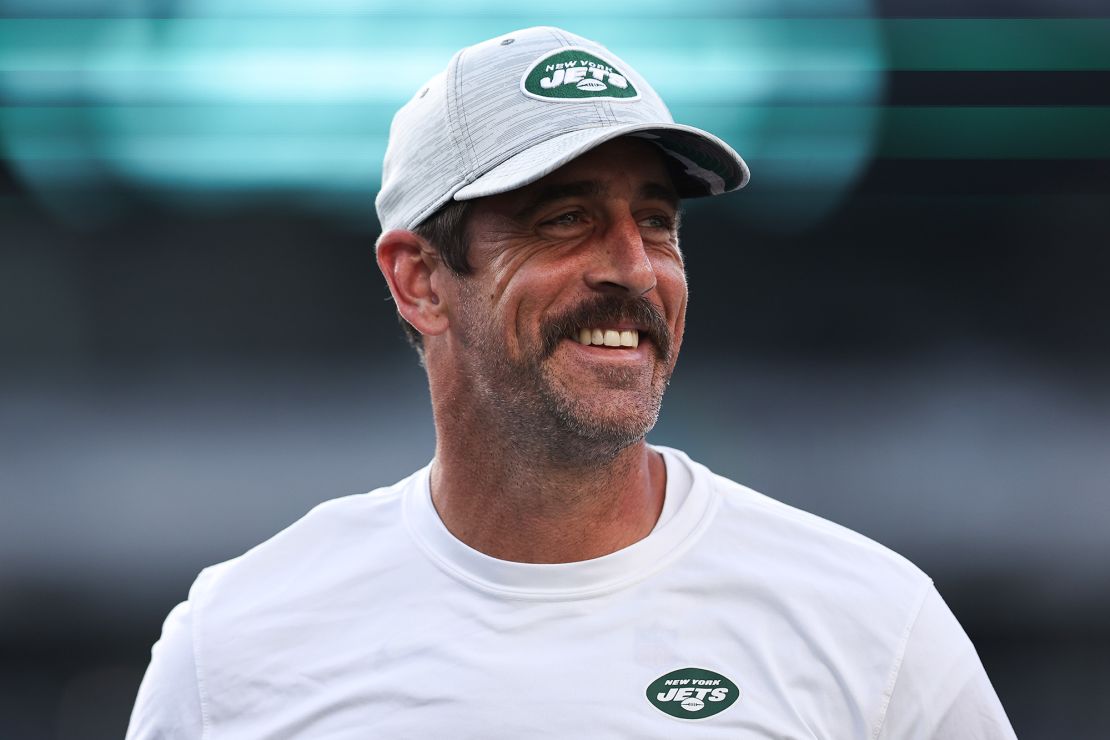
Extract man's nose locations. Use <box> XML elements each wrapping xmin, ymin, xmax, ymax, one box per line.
<box><xmin>583</xmin><ymin>213</ymin><xmax>657</xmax><ymax>297</ymax></box>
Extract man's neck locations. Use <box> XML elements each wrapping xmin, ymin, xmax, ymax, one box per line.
<box><xmin>428</xmin><ymin>437</ymin><xmax>666</xmax><ymax>564</ymax></box>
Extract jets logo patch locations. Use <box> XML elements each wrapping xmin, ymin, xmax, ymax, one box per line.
<box><xmin>646</xmin><ymin>667</ymin><xmax>740</xmax><ymax>720</ymax></box>
<box><xmin>520</xmin><ymin>47</ymin><xmax>640</xmax><ymax>102</ymax></box>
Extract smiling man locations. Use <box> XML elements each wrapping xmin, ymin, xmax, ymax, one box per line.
<box><xmin>128</xmin><ymin>27</ymin><xmax>1016</xmax><ymax>739</ymax></box>
<box><xmin>380</xmin><ymin>137</ymin><xmax>685</xmax><ymax>565</ymax></box>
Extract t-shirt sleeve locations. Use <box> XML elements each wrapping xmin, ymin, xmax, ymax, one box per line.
<box><xmin>877</xmin><ymin>584</ymin><xmax>1017</xmax><ymax>740</ymax></box>
<box><xmin>126</xmin><ymin>600</ymin><xmax>205</xmax><ymax>739</ymax></box>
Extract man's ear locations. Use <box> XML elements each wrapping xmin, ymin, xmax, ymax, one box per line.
<box><xmin>376</xmin><ymin>229</ymin><xmax>449</xmax><ymax>338</ymax></box>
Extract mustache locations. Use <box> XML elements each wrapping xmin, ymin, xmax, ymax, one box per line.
<box><xmin>540</xmin><ymin>295</ymin><xmax>673</xmax><ymax>362</ymax></box>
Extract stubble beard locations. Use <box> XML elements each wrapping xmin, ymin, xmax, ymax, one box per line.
<box><xmin>456</xmin><ymin>290</ymin><xmax>675</xmax><ymax>468</ymax></box>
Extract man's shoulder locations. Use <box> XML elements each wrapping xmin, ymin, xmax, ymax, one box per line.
<box><xmin>669</xmin><ymin>447</ymin><xmax>932</xmax><ymax>612</ymax></box>
<box><xmin>718</xmin><ymin>469</ymin><xmax>924</xmax><ymax>571</ymax></box>
<box><xmin>189</xmin><ymin>467</ymin><xmax>425</xmax><ymax>611</ymax></box>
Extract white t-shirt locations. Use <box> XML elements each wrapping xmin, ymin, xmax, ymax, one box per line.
<box><xmin>127</xmin><ymin>447</ymin><xmax>1016</xmax><ymax>739</ymax></box>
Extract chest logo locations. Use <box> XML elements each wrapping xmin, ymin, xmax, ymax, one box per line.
<box><xmin>646</xmin><ymin>667</ymin><xmax>739</xmax><ymax>720</ymax></box>
<box><xmin>520</xmin><ymin>47</ymin><xmax>640</xmax><ymax>102</ymax></box>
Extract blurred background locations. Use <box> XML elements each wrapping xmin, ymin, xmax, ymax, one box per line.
<box><xmin>1</xmin><ymin>1</ymin><xmax>1108</xmax><ymax>737</ymax></box>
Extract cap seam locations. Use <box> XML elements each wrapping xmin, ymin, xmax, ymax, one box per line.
<box><xmin>455</xmin><ymin>51</ymin><xmax>479</xmax><ymax>174</ymax></box>
<box><xmin>446</xmin><ymin>49</ymin><xmax>476</xmax><ymax>178</ymax></box>
<box><xmin>548</xmin><ymin>26</ymin><xmax>571</xmax><ymax>47</ymax></box>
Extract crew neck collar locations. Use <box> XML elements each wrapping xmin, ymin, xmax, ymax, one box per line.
<box><xmin>402</xmin><ymin>446</ymin><xmax>718</xmax><ymax>600</ymax></box>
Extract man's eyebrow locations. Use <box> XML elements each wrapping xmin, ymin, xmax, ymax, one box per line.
<box><xmin>639</xmin><ymin>182</ymin><xmax>680</xmax><ymax>209</ymax></box>
<box><xmin>511</xmin><ymin>180</ymin><xmax>680</xmax><ymax>222</ymax></box>
<box><xmin>512</xmin><ymin>181</ymin><xmax>607</xmax><ymax>222</ymax></box>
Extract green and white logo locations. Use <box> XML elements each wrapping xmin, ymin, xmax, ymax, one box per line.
<box><xmin>646</xmin><ymin>667</ymin><xmax>740</xmax><ymax>720</ymax></box>
<box><xmin>520</xmin><ymin>47</ymin><xmax>640</xmax><ymax>102</ymax></box>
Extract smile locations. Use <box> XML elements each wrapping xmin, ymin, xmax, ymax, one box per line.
<box><xmin>575</xmin><ymin>328</ymin><xmax>640</xmax><ymax>348</ymax></box>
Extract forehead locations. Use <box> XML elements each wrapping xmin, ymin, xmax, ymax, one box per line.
<box><xmin>472</xmin><ymin>137</ymin><xmax>678</xmax><ymax>217</ymax></box>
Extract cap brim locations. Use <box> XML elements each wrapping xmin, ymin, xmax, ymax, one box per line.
<box><xmin>452</xmin><ymin>122</ymin><xmax>749</xmax><ymax>202</ymax></box>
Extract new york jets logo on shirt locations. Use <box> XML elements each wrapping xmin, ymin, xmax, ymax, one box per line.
<box><xmin>520</xmin><ymin>47</ymin><xmax>640</xmax><ymax>102</ymax></box>
<box><xmin>646</xmin><ymin>667</ymin><xmax>740</xmax><ymax>720</ymax></box>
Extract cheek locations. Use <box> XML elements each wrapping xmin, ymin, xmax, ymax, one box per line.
<box><xmin>654</xmin><ymin>262</ymin><xmax>688</xmax><ymax>320</ymax></box>
<box><xmin>486</xmin><ymin>240</ymin><xmax>561</xmax><ymax>298</ymax></box>
<box><xmin>501</xmin><ymin>262</ymin><xmax>576</xmax><ymax>325</ymax></box>
<box><xmin>492</xmin><ymin>281</ymin><xmax>551</xmax><ymax>354</ymax></box>
<box><xmin>487</xmin><ymin>253</ymin><xmax>562</xmax><ymax>320</ymax></box>
<box><xmin>655</xmin><ymin>267</ymin><xmax>688</xmax><ymax>360</ymax></box>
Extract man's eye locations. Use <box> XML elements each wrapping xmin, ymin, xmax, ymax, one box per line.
<box><xmin>546</xmin><ymin>211</ymin><xmax>583</xmax><ymax>226</ymax></box>
<box><xmin>641</xmin><ymin>214</ymin><xmax>674</xmax><ymax>230</ymax></box>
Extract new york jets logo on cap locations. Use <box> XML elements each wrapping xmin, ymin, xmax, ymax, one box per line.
<box><xmin>646</xmin><ymin>667</ymin><xmax>740</xmax><ymax>720</ymax></box>
<box><xmin>520</xmin><ymin>47</ymin><xmax>640</xmax><ymax>102</ymax></box>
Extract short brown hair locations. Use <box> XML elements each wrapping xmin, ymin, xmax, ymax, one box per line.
<box><xmin>395</xmin><ymin>199</ymin><xmax>474</xmax><ymax>358</ymax></box>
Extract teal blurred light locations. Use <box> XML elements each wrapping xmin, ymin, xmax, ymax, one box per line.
<box><xmin>0</xmin><ymin>1</ymin><xmax>884</xmax><ymax>229</ymax></box>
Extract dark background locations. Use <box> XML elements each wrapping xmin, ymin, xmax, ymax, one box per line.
<box><xmin>2</xmin><ymin>2</ymin><xmax>1108</xmax><ymax>738</ymax></box>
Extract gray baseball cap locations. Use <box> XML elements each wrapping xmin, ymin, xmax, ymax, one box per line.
<box><xmin>375</xmin><ymin>26</ymin><xmax>749</xmax><ymax>231</ymax></box>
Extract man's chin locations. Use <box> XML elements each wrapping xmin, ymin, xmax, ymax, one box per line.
<box><xmin>536</xmin><ymin>381</ymin><xmax>664</xmax><ymax>460</ymax></box>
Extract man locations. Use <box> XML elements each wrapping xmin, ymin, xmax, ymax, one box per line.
<box><xmin>128</xmin><ymin>27</ymin><xmax>1017</xmax><ymax>738</ymax></box>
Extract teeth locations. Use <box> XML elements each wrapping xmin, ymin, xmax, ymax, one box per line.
<box><xmin>575</xmin><ymin>328</ymin><xmax>640</xmax><ymax>348</ymax></box>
